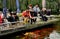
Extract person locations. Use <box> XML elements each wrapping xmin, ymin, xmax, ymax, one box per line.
<box><xmin>28</xmin><ymin>4</ymin><xmax>37</xmax><ymax>24</ymax></box>
<box><xmin>41</xmin><ymin>8</ymin><xmax>47</xmax><ymax>15</ymax></box>
<box><xmin>13</xmin><ymin>13</ymin><xmax>19</xmax><ymax>21</ymax></box>
<box><xmin>28</xmin><ymin>4</ymin><xmax>34</xmax><ymax>12</ymax></box>
<box><xmin>22</xmin><ymin>9</ymin><xmax>31</xmax><ymax>24</ymax></box>
<box><xmin>33</xmin><ymin>4</ymin><xmax>40</xmax><ymax>16</ymax></box>
<box><xmin>30</xmin><ymin>4</ymin><xmax>40</xmax><ymax>23</ymax></box>
<box><xmin>7</xmin><ymin>12</ymin><xmax>15</xmax><ymax>22</ymax></box>
<box><xmin>40</xmin><ymin>8</ymin><xmax>48</xmax><ymax>21</ymax></box>
<box><xmin>0</xmin><ymin>11</ymin><xmax>4</xmax><ymax>24</ymax></box>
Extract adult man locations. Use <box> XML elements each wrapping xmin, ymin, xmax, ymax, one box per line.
<box><xmin>32</xmin><ymin>4</ymin><xmax>40</xmax><ymax>23</ymax></box>
<box><xmin>33</xmin><ymin>4</ymin><xmax>40</xmax><ymax>16</ymax></box>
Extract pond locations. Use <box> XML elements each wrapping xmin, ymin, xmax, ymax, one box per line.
<box><xmin>9</xmin><ymin>19</ymin><xmax>60</xmax><ymax>39</ymax></box>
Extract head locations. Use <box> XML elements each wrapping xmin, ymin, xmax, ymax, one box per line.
<box><xmin>42</xmin><ymin>8</ymin><xmax>46</xmax><ymax>11</ymax></box>
<box><xmin>29</xmin><ymin>4</ymin><xmax>32</xmax><ymax>7</ymax></box>
<box><xmin>26</xmin><ymin>9</ymin><xmax>30</xmax><ymax>13</ymax></box>
<box><xmin>35</xmin><ymin>4</ymin><xmax>39</xmax><ymax>8</ymax></box>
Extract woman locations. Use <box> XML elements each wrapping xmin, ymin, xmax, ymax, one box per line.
<box><xmin>22</xmin><ymin>9</ymin><xmax>31</xmax><ymax>24</ymax></box>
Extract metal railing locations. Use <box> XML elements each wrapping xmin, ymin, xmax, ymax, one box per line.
<box><xmin>0</xmin><ymin>20</ymin><xmax>24</xmax><ymax>31</ymax></box>
<box><xmin>0</xmin><ymin>15</ymin><xmax>60</xmax><ymax>31</ymax></box>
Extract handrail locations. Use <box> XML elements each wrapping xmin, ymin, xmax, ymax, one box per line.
<box><xmin>0</xmin><ymin>21</ymin><xmax>25</xmax><ymax>31</ymax></box>
<box><xmin>0</xmin><ymin>15</ymin><xmax>60</xmax><ymax>25</ymax></box>
<box><xmin>0</xmin><ymin>21</ymin><xmax>23</xmax><ymax>25</ymax></box>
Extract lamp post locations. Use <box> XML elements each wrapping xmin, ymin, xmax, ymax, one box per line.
<box><xmin>3</xmin><ymin>0</ymin><xmax>7</xmax><ymax>17</ymax></box>
<box><xmin>42</xmin><ymin>0</ymin><xmax>46</xmax><ymax>8</ymax></box>
<box><xmin>16</xmin><ymin>0</ymin><xmax>20</xmax><ymax>13</ymax></box>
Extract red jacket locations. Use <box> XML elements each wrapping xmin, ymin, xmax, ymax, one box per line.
<box><xmin>22</xmin><ymin>11</ymin><xmax>31</xmax><ymax>17</ymax></box>
<box><xmin>0</xmin><ymin>15</ymin><xmax>3</xmax><ymax>23</ymax></box>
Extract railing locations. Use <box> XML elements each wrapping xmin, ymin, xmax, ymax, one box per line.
<box><xmin>0</xmin><ymin>21</ymin><xmax>24</xmax><ymax>31</ymax></box>
<box><xmin>0</xmin><ymin>15</ymin><xmax>60</xmax><ymax>31</ymax></box>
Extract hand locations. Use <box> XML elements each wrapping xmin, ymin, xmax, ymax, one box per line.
<box><xmin>31</xmin><ymin>17</ymin><xmax>34</xmax><ymax>19</ymax></box>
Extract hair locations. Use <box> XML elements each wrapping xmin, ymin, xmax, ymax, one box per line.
<box><xmin>29</xmin><ymin>4</ymin><xmax>32</xmax><ymax>7</ymax></box>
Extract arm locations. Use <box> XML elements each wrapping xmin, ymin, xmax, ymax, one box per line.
<box><xmin>29</xmin><ymin>12</ymin><xmax>32</xmax><ymax>18</ymax></box>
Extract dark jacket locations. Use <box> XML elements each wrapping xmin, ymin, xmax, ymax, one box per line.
<box><xmin>7</xmin><ymin>16</ymin><xmax>15</xmax><ymax>22</ymax></box>
<box><xmin>15</xmin><ymin>16</ymin><xmax>19</xmax><ymax>21</ymax></box>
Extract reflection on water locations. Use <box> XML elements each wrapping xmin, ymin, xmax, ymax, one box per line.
<box><xmin>22</xmin><ymin>27</ymin><xmax>55</xmax><ymax>39</ymax></box>
<box><xmin>48</xmin><ymin>30</ymin><xmax>60</xmax><ymax>39</ymax></box>
<box><xmin>11</xmin><ymin>20</ymin><xmax>60</xmax><ymax>39</ymax></box>
<box><xmin>10</xmin><ymin>25</ymin><xmax>60</xmax><ymax>39</ymax></box>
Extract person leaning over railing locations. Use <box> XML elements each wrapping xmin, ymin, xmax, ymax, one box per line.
<box><xmin>22</xmin><ymin>9</ymin><xmax>32</xmax><ymax>24</ymax></box>
<box><xmin>7</xmin><ymin>12</ymin><xmax>16</xmax><ymax>25</ymax></box>
<box><xmin>28</xmin><ymin>4</ymin><xmax>36</xmax><ymax>24</ymax></box>
<box><xmin>13</xmin><ymin>13</ymin><xmax>19</xmax><ymax>21</ymax></box>
<box><xmin>7</xmin><ymin>13</ymin><xmax>15</xmax><ymax>22</ymax></box>
<box><xmin>13</xmin><ymin>12</ymin><xmax>19</xmax><ymax>26</ymax></box>
<box><xmin>32</xmin><ymin>4</ymin><xmax>41</xmax><ymax>23</ymax></box>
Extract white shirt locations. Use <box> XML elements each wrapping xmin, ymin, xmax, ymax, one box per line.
<box><xmin>33</xmin><ymin>6</ymin><xmax>40</xmax><ymax>12</ymax></box>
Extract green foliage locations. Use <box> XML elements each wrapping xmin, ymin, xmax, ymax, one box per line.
<box><xmin>0</xmin><ymin>0</ymin><xmax>60</xmax><ymax>14</ymax></box>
